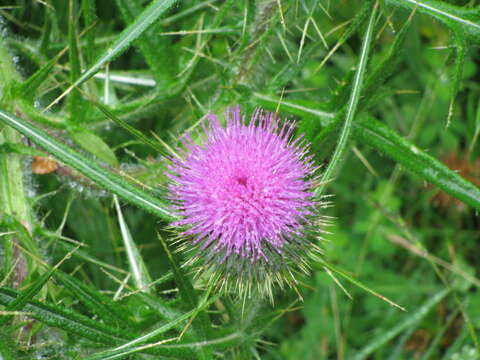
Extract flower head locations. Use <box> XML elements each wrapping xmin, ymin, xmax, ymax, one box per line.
<box><xmin>167</xmin><ymin>106</ymin><xmax>323</xmax><ymax>298</ymax></box>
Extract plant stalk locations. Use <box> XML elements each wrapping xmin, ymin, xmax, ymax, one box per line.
<box><xmin>0</xmin><ymin>38</ymin><xmax>33</xmax><ymax>286</ymax></box>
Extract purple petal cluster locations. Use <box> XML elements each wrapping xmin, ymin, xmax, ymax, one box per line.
<box><xmin>167</xmin><ymin>106</ymin><xmax>320</xmax><ymax>295</ymax></box>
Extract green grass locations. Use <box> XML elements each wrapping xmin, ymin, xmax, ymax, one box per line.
<box><xmin>0</xmin><ymin>0</ymin><xmax>479</xmax><ymax>359</ymax></box>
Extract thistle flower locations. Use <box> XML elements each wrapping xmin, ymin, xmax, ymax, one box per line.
<box><xmin>167</xmin><ymin>106</ymin><xmax>324</xmax><ymax>299</ymax></box>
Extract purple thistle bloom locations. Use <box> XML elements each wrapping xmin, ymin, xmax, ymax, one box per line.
<box><xmin>167</xmin><ymin>106</ymin><xmax>322</xmax><ymax>297</ymax></box>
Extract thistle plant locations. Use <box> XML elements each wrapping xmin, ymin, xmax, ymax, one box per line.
<box><xmin>0</xmin><ymin>1</ymin><xmax>479</xmax><ymax>359</ymax></box>
<box><xmin>167</xmin><ymin>106</ymin><xmax>324</xmax><ymax>299</ymax></box>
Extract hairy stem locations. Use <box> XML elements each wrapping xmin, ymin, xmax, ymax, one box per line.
<box><xmin>0</xmin><ymin>39</ymin><xmax>33</xmax><ymax>286</ymax></box>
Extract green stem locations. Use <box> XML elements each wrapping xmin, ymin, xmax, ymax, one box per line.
<box><xmin>0</xmin><ymin>128</ymin><xmax>32</xmax><ymax>226</ymax></box>
<box><xmin>316</xmin><ymin>2</ymin><xmax>378</xmax><ymax>197</ymax></box>
<box><xmin>0</xmin><ymin>39</ymin><xmax>33</xmax><ymax>281</ymax></box>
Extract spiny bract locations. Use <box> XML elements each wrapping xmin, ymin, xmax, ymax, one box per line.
<box><xmin>167</xmin><ymin>106</ymin><xmax>324</xmax><ymax>299</ymax></box>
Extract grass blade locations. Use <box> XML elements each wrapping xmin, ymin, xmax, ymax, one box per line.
<box><xmin>318</xmin><ymin>261</ymin><xmax>406</xmax><ymax>311</ymax></box>
<box><xmin>353</xmin><ymin>288</ymin><xmax>450</xmax><ymax>360</ymax></box>
<box><xmin>114</xmin><ymin>195</ymin><xmax>153</xmax><ymax>294</ymax></box>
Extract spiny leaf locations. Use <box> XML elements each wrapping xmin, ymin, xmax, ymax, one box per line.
<box><xmin>158</xmin><ymin>233</ymin><xmax>213</xmax><ymax>357</ymax></box>
<box><xmin>313</xmin><ymin>0</ymin><xmax>374</xmax><ymax>74</ymax></box>
<box><xmin>177</xmin><ymin>0</ymin><xmax>235</xmax><ymax>84</ymax></box>
<box><xmin>0</xmin><ymin>269</ymin><xmax>55</xmax><ymax>323</ymax></box>
<box><xmin>115</xmin><ymin>0</ymin><xmax>176</xmax><ymax>87</ymax></box>
<box><xmin>46</xmin><ymin>0</ymin><xmax>179</xmax><ymax>110</ymax></box>
<box><xmin>385</xmin><ymin>0</ymin><xmax>480</xmax><ymax>40</ymax></box>
<box><xmin>0</xmin><ymin>287</ymin><xmax>129</xmax><ymax>345</ymax></box>
<box><xmin>316</xmin><ymin>2</ymin><xmax>378</xmax><ymax>197</ymax></box>
<box><xmin>84</xmin><ymin>293</ymin><xmax>220</xmax><ymax>360</ymax></box>
<box><xmin>360</xmin><ymin>13</ymin><xmax>412</xmax><ymax>110</ymax></box>
<box><xmin>353</xmin><ymin>288</ymin><xmax>450</xmax><ymax>360</ymax></box>
<box><xmin>0</xmin><ymin>242</ymin><xmax>79</xmax><ymax>326</ymax></box>
<box><xmin>266</xmin><ymin>40</ymin><xmax>321</xmax><ymax>93</ymax></box>
<box><xmin>0</xmin><ymin>109</ymin><xmax>175</xmax><ymax>221</ymax></box>
<box><xmin>354</xmin><ymin>116</ymin><xmax>480</xmax><ymax>210</ymax></box>
<box><xmin>14</xmin><ymin>55</ymin><xmax>60</xmax><ymax>100</ymax></box>
<box><xmin>54</xmin><ymin>270</ymin><xmax>136</xmax><ymax>328</ymax></box>
<box><xmin>137</xmin><ymin>291</ymin><xmax>181</xmax><ymax>322</ymax></box>
<box><xmin>18</xmin><ymin>100</ymin><xmax>66</xmax><ymax>128</ymax></box>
